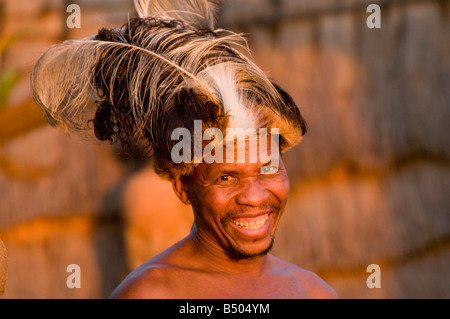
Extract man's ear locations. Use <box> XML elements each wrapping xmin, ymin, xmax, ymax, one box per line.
<box><xmin>172</xmin><ymin>177</ymin><xmax>191</xmax><ymax>205</ymax></box>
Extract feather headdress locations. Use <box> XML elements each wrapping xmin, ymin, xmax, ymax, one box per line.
<box><xmin>30</xmin><ymin>0</ymin><xmax>306</xmax><ymax>179</ymax></box>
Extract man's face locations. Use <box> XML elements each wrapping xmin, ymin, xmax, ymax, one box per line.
<box><xmin>186</xmin><ymin>139</ymin><xmax>290</xmax><ymax>260</ymax></box>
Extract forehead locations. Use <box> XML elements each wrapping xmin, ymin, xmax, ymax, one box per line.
<box><xmin>200</xmin><ymin>130</ymin><xmax>279</xmax><ymax>162</ymax></box>
<box><xmin>196</xmin><ymin>141</ymin><xmax>282</xmax><ymax>178</ymax></box>
<box><xmin>200</xmin><ymin>159</ymin><xmax>265</xmax><ymax>177</ymax></box>
<box><xmin>188</xmin><ymin>126</ymin><xmax>282</xmax><ymax>179</ymax></box>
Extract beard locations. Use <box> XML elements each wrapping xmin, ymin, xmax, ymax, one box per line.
<box><xmin>224</xmin><ymin>236</ymin><xmax>275</xmax><ymax>260</ymax></box>
<box><xmin>218</xmin><ymin>203</ymin><xmax>280</xmax><ymax>260</ymax></box>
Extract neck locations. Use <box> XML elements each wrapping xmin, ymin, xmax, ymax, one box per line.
<box><xmin>188</xmin><ymin>223</ymin><xmax>270</xmax><ymax>276</ymax></box>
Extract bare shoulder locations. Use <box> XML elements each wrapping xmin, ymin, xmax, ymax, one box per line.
<box><xmin>294</xmin><ymin>267</ymin><xmax>338</xmax><ymax>299</ymax></box>
<box><xmin>269</xmin><ymin>255</ymin><xmax>338</xmax><ymax>299</ymax></box>
<box><xmin>109</xmin><ymin>262</ymin><xmax>175</xmax><ymax>299</ymax></box>
<box><xmin>110</xmin><ymin>238</ymin><xmax>195</xmax><ymax>299</ymax></box>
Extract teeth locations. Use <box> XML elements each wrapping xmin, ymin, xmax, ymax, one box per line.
<box><xmin>232</xmin><ymin>215</ymin><xmax>269</xmax><ymax>230</ymax></box>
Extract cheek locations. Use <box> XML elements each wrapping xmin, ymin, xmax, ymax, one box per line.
<box><xmin>263</xmin><ymin>170</ymin><xmax>290</xmax><ymax>202</ymax></box>
<box><xmin>191</xmin><ymin>186</ymin><xmax>231</xmax><ymax>221</ymax></box>
<box><xmin>279</xmin><ymin>175</ymin><xmax>290</xmax><ymax>200</ymax></box>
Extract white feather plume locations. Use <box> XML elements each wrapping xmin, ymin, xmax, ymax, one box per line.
<box><xmin>134</xmin><ymin>0</ymin><xmax>220</xmax><ymax>29</ymax></box>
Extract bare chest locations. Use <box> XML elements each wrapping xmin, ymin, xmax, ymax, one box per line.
<box><xmin>168</xmin><ymin>270</ymin><xmax>309</xmax><ymax>299</ymax></box>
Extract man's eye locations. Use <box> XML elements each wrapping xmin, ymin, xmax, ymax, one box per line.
<box><xmin>217</xmin><ymin>175</ymin><xmax>235</xmax><ymax>182</ymax></box>
<box><xmin>260</xmin><ymin>166</ymin><xmax>279</xmax><ymax>175</ymax></box>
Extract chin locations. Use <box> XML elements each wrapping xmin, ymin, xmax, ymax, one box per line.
<box><xmin>226</xmin><ymin>237</ymin><xmax>275</xmax><ymax>260</ymax></box>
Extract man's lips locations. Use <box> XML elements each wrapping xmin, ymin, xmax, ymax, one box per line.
<box><xmin>230</xmin><ymin>213</ymin><xmax>270</xmax><ymax>230</ymax></box>
<box><xmin>227</xmin><ymin>209</ymin><xmax>276</xmax><ymax>240</ymax></box>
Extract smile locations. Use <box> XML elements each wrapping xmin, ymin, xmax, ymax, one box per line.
<box><xmin>231</xmin><ymin>214</ymin><xmax>269</xmax><ymax>230</ymax></box>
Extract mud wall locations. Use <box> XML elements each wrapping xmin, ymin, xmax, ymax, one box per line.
<box><xmin>0</xmin><ymin>0</ymin><xmax>448</xmax><ymax>298</ymax></box>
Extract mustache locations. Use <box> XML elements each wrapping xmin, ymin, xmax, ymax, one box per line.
<box><xmin>221</xmin><ymin>203</ymin><xmax>280</xmax><ymax>224</ymax></box>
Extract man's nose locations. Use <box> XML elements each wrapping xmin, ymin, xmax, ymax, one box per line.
<box><xmin>235</xmin><ymin>178</ymin><xmax>270</xmax><ymax>207</ymax></box>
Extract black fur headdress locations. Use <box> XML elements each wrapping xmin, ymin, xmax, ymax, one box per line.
<box><xmin>31</xmin><ymin>0</ymin><xmax>306</xmax><ymax>179</ymax></box>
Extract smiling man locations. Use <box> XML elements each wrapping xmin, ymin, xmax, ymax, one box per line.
<box><xmin>30</xmin><ymin>0</ymin><xmax>337</xmax><ymax>299</ymax></box>
<box><xmin>110</xmin><ymin>138</ymin><xmax>337</xmax><ymax>298</ymax></box>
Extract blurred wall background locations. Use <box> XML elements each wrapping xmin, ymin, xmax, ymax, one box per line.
<box><xmin>0</xmin><ymin>0</ymin><xmax>449</xmax><ymax>298</ymax></box>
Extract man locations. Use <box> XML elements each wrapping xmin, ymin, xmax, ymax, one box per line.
<box><xmin>110</xmin><ymin>139</ymin><xmax>337</xmax><ymax>298</ymax></box>
<box><xmin>31</xmin><ymin>0</ymin><xmax>337</xmax><ymax>298</ymax></box>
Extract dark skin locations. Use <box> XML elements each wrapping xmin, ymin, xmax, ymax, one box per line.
<box><xmin>110</xmin><ymin>143</ymin><xmax>337</xmax><ymax>299</ymax></box>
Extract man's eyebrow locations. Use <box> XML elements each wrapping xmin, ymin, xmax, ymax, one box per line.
<box><xmin>214</xmin><ymin>163</ymin><xmax>273</xmax><ymax>176</ymax></box>
<box><xmin>216</xmin><ymin>169</ymin><xmax>242</xmax><ymax>176</ymax></box>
